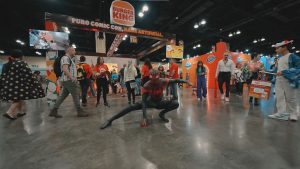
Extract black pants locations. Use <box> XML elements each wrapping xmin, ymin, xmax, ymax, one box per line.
<box><xmin>108</xmin><ymin>100</ymin><xmax>179</xmax><ymax>123</ymax></box>
<box><xmin>111</xmin><ymin>81</ymin><xmax>117</xmax><ymax>94</ymax></box>
<box><xmin>236</xmin><ymin>82</ymin><xmax>244</xmax><ymax>95</ymax></box>
<box><xmin>141</xmin><ymin>76</ymin><xmax>150</xmax><ymax>86</ymax></box>
<box><xmin>248</xmin><ymin>72</ymin><xmax>259</xmax><ymax>103</ymax></box>
<box><xmin>125</xmin><ymin>80</ymin><xmax>135</xmax><ymax>103</ymax></box>
<box><xmin>79</xmin><ymin>79</ymin><xmax>90</xmax><ymax>104</ymax></box>
<box><xmin>218</xmin><ymin>72</ymin><xmax>231</xmax><ymax>97</ymax></box>
<box><xmin>96</xmin><ymin>78</ymin><xmax>108</xmax><ymax>104</ymax></box>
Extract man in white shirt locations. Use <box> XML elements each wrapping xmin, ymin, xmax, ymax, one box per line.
<box><xmin>215</xmin><ymin>52</ymin><xmax>235</xmax><ymax>102</ymax></box>
<box><xmin>268</xmin><ymin>40</ymin><xmax>299</xmax><ymax>122</ymax></box>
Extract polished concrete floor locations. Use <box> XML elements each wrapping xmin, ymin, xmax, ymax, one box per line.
<box><xmin>1</xmin><ymin>89</ymin><xmax>300</xmax><ymax>169</ymax></box>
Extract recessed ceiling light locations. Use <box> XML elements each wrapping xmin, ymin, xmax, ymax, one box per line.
<box><xmin>261</xmin><ymin>38</ymin><xmax>265</xmax><ymax>41</ymax></box>
<box><xmin>138</xmin><ymin>12</ymin><xmax>144</xmax><ymax>17</ymax></box>
<box><xmin>228</xmin><ymin>33</ymin><xmax>233</xmax><ymax>37</ymax></box>
<box><xmin>292</xmin><ymin>46</ymin><xmax>296</xmax><ymax>50</ymax></box>
<box><xmin>194</xmin><ymin>24</ymin><xmax>199</xmax><ymax>29</ymax></box>
<box><xmin>253</xmin><ymin>40</ymin><xmax>258</xmax><ymax>43</ymax></box>
<box><xmin>175</xmin><ymin>16</ymin><xmax>179</xmax><ymax>20</ymax></box>
<box><xmin>296</xmin><ymin>50</ymin><xmax>300</xmax><ymax>53</ymax></box>
<box><xmin>0</xmin><ymin>50</ymin><xmax>4</xmax><ymax>54</ymax></box>
<box><xmin>142</xmin><ymin>5</ymin><xmax>149</xmax><ymax>12</ymax></box>
<box><xmin>197</xmin><ymin>44</ymin><xmax>201</xmax><ymax>47</ymax></box>
<box><xmin>236</xmin><ymin>30</ymin><xmax>241</xmax><ymax>35</ymax></box>
<box><xmin>200</xmin><ymin>19</ymin><xmax>206</xmax><ymax>25</ymax></box>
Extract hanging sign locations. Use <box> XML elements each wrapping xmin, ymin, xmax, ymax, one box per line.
<box><xmin>130</xmin><ymin>36</ymin><xmax>138</xmax><ymax>43</ymax></box>
<box><xmin>45</xmin><ymin>13</ymin><xmax>174</xmax><ymax>41</ymax></box>
<box><xmin>110</xmin><ymin>0</ymin><xmax>135</xmax><ymax>27</ymax></box>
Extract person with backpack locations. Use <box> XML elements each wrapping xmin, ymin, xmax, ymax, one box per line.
<box><xmin>94</xmin><ymin>56</ymin><xmax>110</xmax><ymax>107</ymax></box>
<box><xmin>77</xmin><ymin>56</ymin><xmax>92</xmax><ymax>107</ymax></box>
<box><xmin>49</xmin><ymin>47</ymin><xmax>88</xmax><ymax>118</ymax></box>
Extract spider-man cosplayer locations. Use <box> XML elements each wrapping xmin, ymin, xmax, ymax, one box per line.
<box><xmin>101</xmin><ymin>69</ymin><xmax>192</xmax><ymax>129</ymax></box>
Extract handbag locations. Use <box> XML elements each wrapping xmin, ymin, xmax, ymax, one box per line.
<box><xmin>130</xmin><ymin>82</ymin><xmax>137</xmax><ymax>89</ymax></box>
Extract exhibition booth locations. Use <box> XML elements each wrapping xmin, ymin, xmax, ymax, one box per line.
<box><xmin>182</xmin><ymin>42</ymin><xmax>251</xmax><ymax>90</ymax></box>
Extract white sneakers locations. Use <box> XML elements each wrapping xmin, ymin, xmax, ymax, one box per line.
<box><xmin>268</xmin><ymin>113</ymin><xmax>298</xmax><ymax>122</ymax></box>
<box><xmin>221</xmin><ymin>94</ymin><xmax>225</xmax><ymax>100</ymax></box>
<box><xmin>225</xmin><ymin>97</ymin><xmax>230</xmax><ymax>102</ymax></box>
<box><xmin>197</xmin><ymin>98</ymin><xmax>201</xmax><ymax>101</ymax></box>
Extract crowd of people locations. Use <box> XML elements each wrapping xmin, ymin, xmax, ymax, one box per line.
<box><xmin>0</xmin><ymin>40</ymin><xmax>299</xmax><ymax>124</ymax></box>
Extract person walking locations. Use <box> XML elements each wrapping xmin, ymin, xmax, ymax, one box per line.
<box><xmin>124</xmin><ymin>61</ymin><xmax>137</xmax><ymax>105</ymax></box>
<box><xmin>196</xmin><ymin>61</ymin><xmax>207</xmax><ymax>101</ymax></box>
<box><xmin>94</xmin><ymin>57</ymin><xmax>110</xmax><ymax>107</ymax></box>
<box><xmin>169</xmin><ymin>58</ymin><xmax>179</xmax><ymax>100</ymax></box>
<box><xmin>1</xmin><ymin>49</ymin><xmax>45</xmax><ymax>120</ymax></box>
<box><xmin>141</xmin><ymin>58</ymin><xmax>152</xmax><ymax>86</ymax></box>
<box><xmin>110</xmin><ymin>69</ymin><xmax>118</xmax><ymax>94</ymax></box>
<box><xmin>77</xmin><ymin>56</ymin><xmax>92</xmax><ymax>107</ymax></box>
<box><xmin>119</xmin><ymin>64</ymin><xmax>126</xmax><ymax>97</ymax></box>
<box><xmin>215</xmin><ymin>52</ymin><xmax>235</xmax><ymax>102</ymax></box>
<box><xmin>49</xmin><ymin>47</ymin><xmax>88</xmax><ymax>118</ymax></box>
<box><xmin>268</xmin><ymin>40</ymin><xmax>300</xmax><ymax>122</ymax></box>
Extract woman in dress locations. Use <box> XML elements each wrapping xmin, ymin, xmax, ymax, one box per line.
<box><xmin>93</xmin><ymin>57</ymin><xmax>110</xmax><ymax>107</ymax></box>
<box><xmin>0</xmin><ymin>49</ymin><xmax>45</xmax><ymax>120</ymax></box>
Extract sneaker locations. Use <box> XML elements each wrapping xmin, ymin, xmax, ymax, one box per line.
<box><xmin>49</xmin><ymin>108</ymin><xmax>62</xmax><ymax>118</ymax></box>
<box><xmin>221</xmin><ymin>94</ymin><xmax>225</xmax><ymax>100</ymax></box>
<box><xmin>197</xmin><ymin>98</ymin><xmax>201</xmax><ymax>101</ymax></box>
<box><xmin>225</xmin><ymin>97</ymin><xmax>230</xmax><ymax>102</ymax></box>
<box><xmin>268</xmin><ymin>113</ymin><xmax>289</xmax><ymax>121</ymax></box>
<box><xmin>290</xmin><ymin>114</ymin><xmax>298</xmax><ymax>122</ymax></box>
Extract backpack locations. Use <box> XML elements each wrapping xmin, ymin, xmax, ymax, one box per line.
<box><xmin>77</xmin><ymin>63</ymin><xmax>87</xmax><ymax>81</ymax></box>
<box><xmin>53</xmin><ymin>55</ymin><xmax>64</xmax><ymax>78</ymax></box>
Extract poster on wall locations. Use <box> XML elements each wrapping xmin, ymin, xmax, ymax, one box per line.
<box><xmin>46</xmin><ymin>51</ymin><xmax>59</xmax><ymax>106</ymax></box>
<box><xmin>166</xmin><ymin>45</ymin><xmax>183</xmax><ymax>59</ymax></box>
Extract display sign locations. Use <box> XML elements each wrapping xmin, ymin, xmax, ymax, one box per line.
<box><xmin>29</xmin><ymin>29</ymin><xmax>69</xmax><ymax>50</ymax></box>
<box><xmin>107</xmin><ymin>34</ymin><xmax>124</xmax><ymax>57</ymax></box>
<box><xmin>249</xmin><ymin>80</ymin><xmax>272</xmax><ymax>100</ymax></box>
<box><xmin>45</xmin><ymin>13</ymin><xmax>174</xmax><ymax>41</ymax></box>
<box><xmin>110</xmin><ymin>0</ymin><xmax>135</xmax><ymax>27</ymax></box>
<box><xmin>166</xmin><ymin>45</ymin><xmax>183</xmax><ymax>59</ymax></box>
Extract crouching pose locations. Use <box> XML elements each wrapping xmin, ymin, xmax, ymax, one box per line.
<box><xmin>101</xmin><ymin>69</ymin><xmax>192</xmax><ymax>129</ymax></box>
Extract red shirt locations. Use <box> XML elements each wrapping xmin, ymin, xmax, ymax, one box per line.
<box><xmin>141</xmin><ymin>64</ymin><xmax>151</xmax><ymax>78</ymax></box>
<box><xmin>169</xmin><ymin>63</ymin><xmax>179</xmax><ymax>79</ymax></box>
<box><xmin>94</xmin><ymin>64</ymin><xmax>108</xmax><ymax>78</ymax></box>
<box><xmin>79</xmin><ymin>63</ymin><xmax>92</xmax><ymax>78</ymax></box>
<box><xmin>142</xmin><ymin>79</ymin><xmax>169</xmax><ymax>101</ymax></box>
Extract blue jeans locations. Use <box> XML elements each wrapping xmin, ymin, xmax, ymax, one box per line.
<box><xmin>135</xmin><ymin>78</ymin><xmax>141</xmax><ymax>95</ymax></box>
<box><xmin>197</xmin><ymin>76</ymin><xmax>207</xmax><ymax>99</ymax></box>
<box><xmin>170</xmin><ymin>82</ymin><xmax>178</xmax><ymax>100</ymax></box>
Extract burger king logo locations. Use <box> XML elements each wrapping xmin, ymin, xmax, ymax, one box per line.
<box><xmin>110</xmin><ymin>1</ymin><xmax>135</xmax><ymax>27</ymax></box>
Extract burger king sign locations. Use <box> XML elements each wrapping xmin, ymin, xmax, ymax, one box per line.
<box><xmin>110</xmin><ymin>0</ymin><xmax>135</xmax><ymax>27</ymax></box>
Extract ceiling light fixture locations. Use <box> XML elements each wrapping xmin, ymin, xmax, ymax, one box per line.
<box><xmin>193</xmin><ymin>46</ymin><xmax>196</xmax><ymax>49</ymax></box>
<box><xmin>228</xmin><ymin>33</ymin><xmax>233</xmax><ymax>37</ymax></box>
<box><xmin>197</xmin><ymin>44</ymin><xmax>201</xmax><ymax>47</ymax></box>
<box><xmin>296</xmin><ymin>50</ymin><xmax>300</xmax><ymax>53</ymax></box>
<box><xmin>72</xmin><ymin>44</ymin><xmax>76</xmax><ymax>49</ymax></box>
<box><xmin>142</xmin><ymin>5</ymin><xmax>149</xmax><ymax>12</ymax></box>
<box><xmin>253</xmin><ymin>40</ymin><xmax>258</xmax><ymax>43</ymax></box>
<box><xmin>16</xmin><ymin>39</ymin><xmax>21</xmax><ymax>43</ymax></box>
<box><xmin>245</xmin><ymin>49</ymin><xmax>249</xmax><ymax>52</ymax></box>
<box><xmin>138</xmin><ymin>12</ymin><xmax>144</xmax><ymax>18</ymax></box>
<box><xmin>292</xmin><ymin>46</ymin><xmax>296</xmax><ymax>50</ymax></box>
<box><xmin>20</xmin><ymin>42</ymin><xmax>25</xmax><ymax>45</ymax></box>
<box><xmin>236</xmin><ymin>30</ymin><xmax>241</xmax><ymax>35</ymax></box>
<box><xmin>200</xmin><ymin>19</ymin><xmax>206</xmax><ymax>25</ymax></box>
<box><xmin>0</xmin><ymin>50</ymin><xmax>4</xmax><ymax>54</ymax></box>
<box><xmin>35</xmin><ymin>51</ymin><xmax>41</xmax><ymax>55</ymax></box>
<box><xmin>194</xmin><ymin>24</ymin><xmax>199</xmax><ymax>29</ymax></box>
<box><xmin>261</xmin><ymin>38</ymin><xmax>265</xmax><ymax>41</ymax></box>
